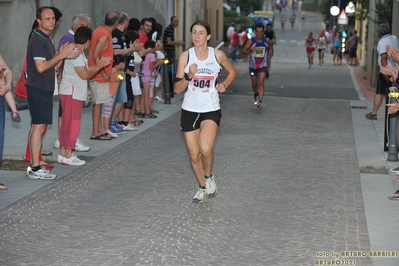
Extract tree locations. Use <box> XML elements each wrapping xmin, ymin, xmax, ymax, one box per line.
<box><xmin>237</xmin><ymin>0</ymin><xmax>263</xmax><ymax>14</ymax></box>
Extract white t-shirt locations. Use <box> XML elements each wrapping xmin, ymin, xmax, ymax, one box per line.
<box><xmin>226</xmin><ymin>26</ymin><xmax>235</xmax><ymax>39</ymax></box>
<box><xmin>377</xmin><ymin>34</ymin><xmax>399</xmax><ymax>67</ymax></box>
<box><xmin>59</xmin><ymin>52</ymin><xmax>88</xmax><ymax>101</ymax></box>
<box><xmin>182</xmin><ymin>47</ymin><xmax>222</xmax><ymax>113</ymax></box>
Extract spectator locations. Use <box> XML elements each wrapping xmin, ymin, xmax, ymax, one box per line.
<box><xmin>366</xmin><ymin>24</ymin><xmax>399</xmax><ymax>120</ymax></box>
<box><xmin>0</xmin><ymin>53</ymin><xmax>12</xmax><ymax>190</ymax></box>
<box><xmin>53</xmin><ymin>14</ymin><xmax>91</xmax><ymax>152</ymax></box>
<box><xmin>0</xmin><ymin>65</ymin><xmax>19</xmax><ymax>122</ymax></box>
<box><xmin>348</xmin><ymin>30</ymin><xmax>359</xmax><ymax>66</ymax></box>
<box><xmin>162</xmin><ymin>16</ymin><xmax>184</xmax><ymax>63</ymax></box>
<box><xmin>102</xmin><ymin>54</ymin><xmax>126</xmax><ymax>137</ymax></box>
<box><xmin>140</xmin><ymin>40</ymin><xmax>164</xmax><ymax>118</ymax></box>
<box><xmin>26</xmin><ymin>7</ymin><xmax>75</xmax><ymax>180</ymax></box>
<box><xmin>109</xmin><ymin>12</ymin><xmax>137</xmax><ymax>134</ymax></box>
<box><xmin>88</xmin><ymin>11</ymin><xmax>120</xmax><ymax>141</ymax></box>
<box><xmin>58</xmin><ymin>27</ymin><xmax>112</xmax><ymax>165</ymax></box>
<box><xmin>226</xmin><ymin>22</ymin><xmax>235</xmax><ymax>56</ymax></box>
<box><xmin>230</xmin><ymin>28</ymin><xmax>239</xmax><ymax>61</ymax></box>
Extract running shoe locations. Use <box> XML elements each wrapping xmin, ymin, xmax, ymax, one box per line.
<box><xmin>205</xmin><ymin>174</ymin><xmax>218</xmax><ymax>198</ymax></box>
<box><xmin>75</xmin><ymin>139</ymin><xmax>91</xmax><ymax>152</ymax></box>
<box><xmin>120</xmin><ymin>123</ymin><xmax>139</xmax><ymax>131</ymax></box>
<box><xmin>105</xmin><ymin>129</ymin><xmax>118</xmax><ymax>138</ymax></box>
<box><xmin>53</xmin><ymin>138</ymin><xmax>60</xmax><ymax>149</ymax></box>
<box><xmin>254</xmin><ymin>92</ymin><xmax>259</xmax><ymax>105</ymax></box>
<box><xmin>27</xmin><ymin>166</ymin><xmax>57</xmax><ymax>180</ymax></box>
<box><xmin>192</xmin><ymin>187</ymin><xmax>206</xmax><ymax>203</ymax></box>
<box><xmin>57</xmin><ymin>154</ymin><xmax>64</xmax><ymax>163</ymax></box>
<box><xmin>257</xmin><ymin>102</ymin><xmax>263</xmax><ymax>111</ymax></box>
<box><xmin>62</xmin><ymin>154</ymin><xmax>86</xmax><ymax>166</ymax></box>
<box><xmin>109</xmin><ymin>120</ymin><xmax>127</xmax><ymax>134</ymax></box>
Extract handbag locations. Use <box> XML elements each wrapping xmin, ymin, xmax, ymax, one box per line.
<box><xmin>14</xmin><ymin>58</ymin><xmax>27</xmax><ymax>99</ymax></box>
<box><xmin>84</xmin><ymin>80</ymin><xmax>94</xmax><ymax>108</ymax></box>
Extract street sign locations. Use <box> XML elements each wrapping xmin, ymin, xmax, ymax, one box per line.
<box><xmin>338</xmin><ymin>9</ymin><xmax>348</xmax><ymax>24</ymax></box>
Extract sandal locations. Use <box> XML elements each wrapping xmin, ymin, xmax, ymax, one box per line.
<box><xmin>131</xmin><ymin>120</ymin><xmax>141</xmax><ymax>126</ymax></box>
<box><xmin>388</xmin><ymin>189</ymin><xmax>399</xmax><ymax>200</ymax></box>
<box><xmin>11</xmin><ymin>111</ymin><xmax>21</xmax><ymax>122</ymax></box>
<box><xmin>365</xmin><ymin>112</ymin><xmax>377</xmax><ymax>120</ymax></box>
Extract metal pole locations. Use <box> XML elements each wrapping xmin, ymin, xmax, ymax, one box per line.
<box><xmin>164</xmin><ymin>64</ymin><xmax>171</xmax><ymax>104</ymax></box>
<box><xmin>387</xmin><ymin>87</ymin><xmax>399</xmax><ymax>161</ymax></box>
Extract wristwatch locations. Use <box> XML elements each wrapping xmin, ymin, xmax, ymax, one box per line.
<box><xmin>184</xmin><ymin>72</ymin><xmax>192</xmax><ymax>81</ymax></box>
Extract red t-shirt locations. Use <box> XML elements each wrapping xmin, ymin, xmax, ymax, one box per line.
<box><xmin>231</xmin><ymin>31</ymin><xmax>240</xmax><ymax>46</ymax></box>
<box><xmin>88</xmin><ymin>26</ymin><xmax>113</xmax><ymax>83</ymax></box>
<box><xmin>139</xmin><ymin>30</ymin><xmax>148</xmax><ymax>45</ymax></box>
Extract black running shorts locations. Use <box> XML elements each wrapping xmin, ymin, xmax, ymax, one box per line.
<box><xmin>180</xmin><ymin>109</ymin><xmax>222</xmax><ymax>132</ymax></box>
<box><xmin>249</xmin><ymin>67</ymin><xmax>267</xmax><ymax>77</ymax></box>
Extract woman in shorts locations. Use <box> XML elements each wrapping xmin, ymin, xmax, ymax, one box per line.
<box><xmin>173</xmin><ymin>20</ymin><xmax>237</xmax><ymax>203</ymax></box>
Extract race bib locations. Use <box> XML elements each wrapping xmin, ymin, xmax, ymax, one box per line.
<box><xmin>189</xmin><ymin>75</ymin><xmax>215</xmax><ymax>92</ymax></box>
<box><xmin>253</xmin><ymin>47</ymin><xmax>266</xmax><ymax>58</ymax></box>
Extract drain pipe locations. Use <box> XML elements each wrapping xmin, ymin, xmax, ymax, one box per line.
<box><xmin>387</xmin><ymin>86</ymin><xmax>399</xmax><ymax>161</ymax></box>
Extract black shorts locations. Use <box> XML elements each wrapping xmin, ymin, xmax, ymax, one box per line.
<box><xmin>249</xmin><ymin>67</ymin><xmax>268</xmax><ymax>77</ymax></box>
<box><xmin>26</xmin><ymin>86</ymin><xmax>53</xmax><ymax>125</ymax></box>
<box><xmin>180</xmin><ymin>109</ymin><xmax>222</xmax><ymax>132</ymax></box>
<box><xmin>349</xmin><ymin>47</ymin><xmax>357</xmax><ymax>58</ymax></box>
<box><xmin>376</xmin><ymin>72</ymin><xmax>391</xmax><ymax>95</ymax></box>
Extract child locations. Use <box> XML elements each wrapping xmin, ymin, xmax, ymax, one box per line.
<box><xmin>103</xmin><ymin>54</ymin><xmax>125</xmax><ymax>137</ymax></box>
<box><xmin>0</xmin><ymin>66</ymin><xmax>20</xmax><ymax>122</ymax></box>
<box><xmin>149</xmin><ymin>50</ymin><xmax>164</xmax><ymax>113</ymax></box>
<box><xmin>140</xmin><ymin>40</ymin><xmax>164</xmax><ymax>118</ymax></box>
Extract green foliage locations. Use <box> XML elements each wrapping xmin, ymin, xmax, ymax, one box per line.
<box><xmin>372</xmin><ymin>0</ymin><xmax>393</xmax><ymax>26</ymax></box>
<box><xmin>237</xmin><ymin>0</ymin><xmax>263</xmax><ymax>13</ymax></box>
<box><xmin>224</xmin><ymin>10</ymin><xmax>252</xmax><ymax>28</ymax></box>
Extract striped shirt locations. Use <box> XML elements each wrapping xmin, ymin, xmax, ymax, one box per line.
<box><xmin>163</xmin><ymin>24</ymin><xmax>175</xmax><ymax>55</ymax></box>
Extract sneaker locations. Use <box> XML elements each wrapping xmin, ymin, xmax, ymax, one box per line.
<box><xmin>54</xmin><ymin>138</ymin><xmax>60</xmax><ymax>149</ymax></box>
<box><xmin>257</xmin><ymin>102</ymin><xmax>263</xmax><ymax>111</ymax></box>
<box><xmin>192</xmin><ymin>187</ymin><xmax>206</xmax><ymax>203</ymax></box>
<box><xmin>109</xmin><ymin>120</ymin><xmax>127</xmax><ymax>134</ymax></box>
<box><xmin>62</xmin><ymin>154</ymin><xmax>86</xmax><ymax>166</ymax></box>
<box><xmin>120</xmin><ymin>123</ymin><xmax>139</xmax><ymax>131</ymax></box>
<box><xmin>75</xmin><ymin>138</ymin><xmax>91</xmax><ymax>152</ymax></box>
<box><xmin>390</xmin><ymin>167</ymin><xmax>399</xmax><ymax>174</ymax></box>
<box><xmin>205</xmin><ymin>175</ymin><xmax>218</xmax><ymax>198</ymax></box>
<box><xmin>105</xmin><ymin>129</ymin><xmax>118</xmax><ymax>138</ymax></box>
<box><xmin>27</xmin><ymin>166</ymin><xmax>57</xmax><ymax>180</ymax></box>
<box><xmin>57</xmin><ymin>154</ymin><xmax>64</xmax><ymax>163</ymax></box>
<box><xmin>254</xmin><ymin>92</ymin><xmax>259</xmax><ymax>105</ymax></box>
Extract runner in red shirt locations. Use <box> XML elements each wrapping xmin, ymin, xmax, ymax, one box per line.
<box><xmin>305</xmin><ymin>32</ymin><xmax>316</xmax><ymax>68</ymax></box>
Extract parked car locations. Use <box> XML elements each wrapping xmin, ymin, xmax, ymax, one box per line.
<box><xmin>248</xmin><ymin>14</ymin><xmax>274</xmax><ymax>27</ymax></box>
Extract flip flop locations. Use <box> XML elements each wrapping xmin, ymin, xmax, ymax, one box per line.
<box><xmin>90</xmin><ymin>133</ymin><xmax>112</xmax><ymax>140</ymax></box>
<box><xmin>41</xmin><ymin>150</ymin><xmax>53</xmax><ymax>156</ymax></box>
<box><xmin>0</xmin><ymin>183</ymin><xmax>8</xmax><ymax>190</ymax></box>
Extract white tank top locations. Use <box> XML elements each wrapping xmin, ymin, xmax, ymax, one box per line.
<box><xmin>182</xmin><ymin>47</ymin><xmax>222</xmax><ymax>112</ymax></box>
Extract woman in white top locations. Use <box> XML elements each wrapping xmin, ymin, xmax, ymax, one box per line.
<box><xmin>58</xmin><ymin>27</ymin><xmax>111</xmax><ymax>166</ymax></box>
<box><xmin>174</xmin><ymin>20</ymin><xmax>237</xmax><ymax>203</ymax></box>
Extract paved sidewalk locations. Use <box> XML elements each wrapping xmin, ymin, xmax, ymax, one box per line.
<box><xmin>0</xmin><ymin>63</ymin><xmax>399</xmax><ymax>265</ymax></box>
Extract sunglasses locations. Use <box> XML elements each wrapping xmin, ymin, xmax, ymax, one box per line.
<box><xmin>0</xmin><ymin>68</ymin><xmax>6</xmax><ymax>74</ymax></box>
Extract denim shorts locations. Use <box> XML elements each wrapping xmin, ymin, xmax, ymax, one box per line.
<box><xmin>116</xmin><ymin>78</ymin><xmax>128</xmax><ymax>103</ymax></box>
